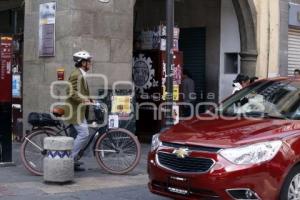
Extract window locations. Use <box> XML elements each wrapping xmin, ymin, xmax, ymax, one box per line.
<box><xmin>224</xmin><ymin>53</ymin><xmax>239</xmax><ymax>74</ymax></box>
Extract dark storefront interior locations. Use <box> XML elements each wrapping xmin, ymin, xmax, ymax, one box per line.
<box><xmin>133</xmin><ymin>0</ymin><xmax>215</xmax><ymax>141</ymax></box>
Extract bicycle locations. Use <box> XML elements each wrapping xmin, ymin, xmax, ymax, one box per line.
<box><xmin>20</xmin><ymin>104</ymin><xmax>141</xmax><ymax>176</ymax></box>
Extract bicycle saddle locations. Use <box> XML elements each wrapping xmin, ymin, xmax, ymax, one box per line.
<box><xmin>52</xmin><ymin>107</ymin><xmax>65</xmax><ymax>117</ymax></box>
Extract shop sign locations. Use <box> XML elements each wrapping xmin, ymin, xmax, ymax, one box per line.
<box><xmin>39</xmin><ymin>2</ymin><xmax>56</xmax><ymax>57</ymax></box>
<box><xmin>0</xmin><ymin>36</ymin><xmax>12</xmax><ymax>102</ymax></box>
<box><xmin>12</xmin><ymin>74</ymin><xmax>21</xmax><ymax>98</ymax></box>
<box><xmin>133</xmin><ymin>54</ymin><xmax>158</xmax><ymax>93</ymax></box>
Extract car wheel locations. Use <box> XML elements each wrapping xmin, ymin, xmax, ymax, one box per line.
<box><xmin>280</xmin><ymin>165</ymin><xmax>300</xmax><ymax>200</ymax></box>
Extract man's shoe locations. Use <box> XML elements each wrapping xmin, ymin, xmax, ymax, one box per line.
<box><xmin>74</xmin><ymin>165</ymin><xmax>85</xmax><ymax>172</ymax></box>
<box><xmin>74</xmin><ymin>161</ymin><xmax>84</xmax><ymax>166</ymax></box>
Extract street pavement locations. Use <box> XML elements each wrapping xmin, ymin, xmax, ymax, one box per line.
<box><xmin>0</xmin><ymin>143</ymin><xmax>169</xmax><ymax>200</ymax></box>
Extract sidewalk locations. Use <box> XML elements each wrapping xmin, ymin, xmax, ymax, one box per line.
<box><xmin>0</xmin><ymin>143</ymin><xmax>166</xmax><ymax>200</ymax></box>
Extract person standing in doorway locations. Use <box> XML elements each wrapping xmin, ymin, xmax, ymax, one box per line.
<box><xmin>65</xmin><ymin>50</ymin><xmax>93</xmax><ymax>171</ymax></box>
<box><xmin>181</xmin><ymin>69</ymin><xmax>195</xmax><ymax>117</ymax></box>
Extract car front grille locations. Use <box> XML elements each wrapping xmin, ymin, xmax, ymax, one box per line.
<box><xmin>162</xmin><ymin>142</ymin><xmax>221</xmax><ymax>153</ymax></box>
<box><xmin>157</xmin><ymin>152</ymin><xmax>214</xmax><ymax>173</ymax></box>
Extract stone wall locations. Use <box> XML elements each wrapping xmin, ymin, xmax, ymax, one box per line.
<box><xmin>23</xmin><ymin>0</ymin><xmax>135</xmax><ymax>132</ymax></box>
<box><xmin>219</xmin><ymin>0</ymin><xmax>241</xmax><ymax>101</ymax></box>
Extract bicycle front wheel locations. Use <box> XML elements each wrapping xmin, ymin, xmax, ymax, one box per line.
<box><xmin>20</xmin><ymin>129</ymin><xmax>56</xmax><ymax>176</ymax></box>
<box><xmin>94</xmin><ymin>128</ymin><xmax>141</xmax><ymax>175</ymax></box>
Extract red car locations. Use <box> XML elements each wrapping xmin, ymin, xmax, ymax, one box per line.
<box><xmin>148</xmin><ymin>78</ymin><xmax>300</xmax><ymax>200</ymax></box>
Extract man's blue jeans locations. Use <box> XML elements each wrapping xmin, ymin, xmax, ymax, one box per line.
<box><xmin>71</xmin><ymin>119</ymin><xmax>89</xmax><ymax>160</ymax></box>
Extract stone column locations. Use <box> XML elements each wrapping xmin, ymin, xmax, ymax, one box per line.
<box><xmin>232</xmin><ymin>0</ymin><xmax>258</xmax><ymax>76</ymax></box>
<box><xmin>240</xmin><ymin>51</ymin><xmax>258</xmax><ymax>77</ymax></box>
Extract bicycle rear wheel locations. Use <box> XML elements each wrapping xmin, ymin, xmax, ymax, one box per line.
<box><xmin>20</xmin><ymin>129</ymin><xmax>56</xmax><ymax>176</ymax></box>
<box><xmin>94</xmin><ymin>128</ymin><xmax>141</xmax><ymax>175</ymax></box>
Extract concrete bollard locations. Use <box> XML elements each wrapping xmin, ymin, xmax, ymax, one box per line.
<box><xmin>43</xmin><ymin>136</ymin><xmax>74</xmax><ymax>183</ymax></box>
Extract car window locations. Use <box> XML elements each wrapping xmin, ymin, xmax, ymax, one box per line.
<box><xmin>220</xmin><ymin>80</ymin><xmax>300</xmax><ymax>120</ymax></box>
<box><xmin>284</xmin><ymin>97</ymin><xmax>300</xmax><ymax>120</ymax></box>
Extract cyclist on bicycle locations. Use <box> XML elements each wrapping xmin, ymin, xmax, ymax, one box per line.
<box><xmin>65</xmin><ymin>50</ymin><xmax>93</xmax><ymax>171</ymax></box>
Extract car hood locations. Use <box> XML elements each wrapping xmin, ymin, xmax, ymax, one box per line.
<box><xmin>160</xmin><ymin>117</ymin><xmax>300</xmax><ymax>148</ymax></box>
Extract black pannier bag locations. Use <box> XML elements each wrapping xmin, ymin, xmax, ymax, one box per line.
<box><xmin>28</xmin><ymin>112</ymin><xmax>60</xmax><ymax>127</ymax></box>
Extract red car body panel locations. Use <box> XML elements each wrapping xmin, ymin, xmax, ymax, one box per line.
<box><xmin>148</xmin><ymin>78</ymin><xmax>300</xmax><ymax>200</ymax></box>
<box><xmin>160</xmin><ymin>118</ymin><xmax>300</xmax><ymax>147</ymax></box>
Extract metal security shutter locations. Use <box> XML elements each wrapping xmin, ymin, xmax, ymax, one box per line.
<box><xmin>288</xmin><ymin>28</ymin><xmax>300</xmax><ymax>75</ymax></box>
<box><xmin>179</xmin><ymin>27</ymin><xmax>206</xmax><ymax>103</ymax></box>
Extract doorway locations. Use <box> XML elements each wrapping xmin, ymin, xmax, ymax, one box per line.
<box><xmin>179</xmin><ymin>27</ymin><xmax>206</xmax><ymax>104</ymax></box>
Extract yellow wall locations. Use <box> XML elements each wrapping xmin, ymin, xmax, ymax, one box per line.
<box><xmin>252</xmin><ymin>0</ymin><xmax>280</xmax><ymax>78</ymax></box>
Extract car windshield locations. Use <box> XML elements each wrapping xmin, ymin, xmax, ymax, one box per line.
<box><xmin>219</xmin><ymin>79</ymin><xmax>300</xmax><ymax>120</ymax></box>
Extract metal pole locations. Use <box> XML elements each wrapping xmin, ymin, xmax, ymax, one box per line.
<box><xmin>165</xmin><ymin>0</ymin><xmax>174</xmax><ymax>127</ymax></box>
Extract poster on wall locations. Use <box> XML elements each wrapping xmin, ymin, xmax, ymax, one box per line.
<box><xmin>108</xmin><ymin>115</ymin><xmax>119</xmax><ymax>129</ymax></box>
<box><xmin>162</xmin><ymin>85</ymin><xmax>179</xmax><ymax>101</ymax></box>
<box><xmin>12</xmin><ymin>74</ymin><xmax>21</xmax><ymax>98</ymax></box>
<box><xmin>162</xmin><ymin>62</ymin><xmax>182</xmax><ymax>86</ymax></box>
<box><xmin>38</xmin><ymin>2</ymin><xmax>56</xmax><ymax>57</ymax></box>
<box><xmin>111</xmin><ymin>96</ymin><xmax>132</xmax><ymax>117</ymax></box>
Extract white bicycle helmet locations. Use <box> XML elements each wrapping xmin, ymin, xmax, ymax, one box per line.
<box><xmin>73</xmin><ymin>50</ymin><xmax>92</xmax><ymax>64</ymax></box>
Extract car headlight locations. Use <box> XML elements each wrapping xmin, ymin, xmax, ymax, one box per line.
<box><xmin>151</xmin><ymin>134</ymin><xmax>162</xmax><ymax>151</ymax></box>
<box><xmin>219</xmin><ymin>140</ymin><xmax>282</xmax><ymax>165</ymax></box>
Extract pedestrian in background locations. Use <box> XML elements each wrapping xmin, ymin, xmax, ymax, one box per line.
<box><xmin>181</xmin><ymin>69</ymin><xmax>195</xmax><ymax>117</ymax></box>
<box><xmin>232</xmin><ymin>74</ymin><xmax>250</xmax><ymax>94</ymax></box>
<box><xmin>250</xmin><ymin>76</ymin><xmax>259</xmax><ymax>84</ymax></box>
<box><xmin>294</xmin><ymin>69</ymin><xmax>300</xmax><ymax>77</ymax></box>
